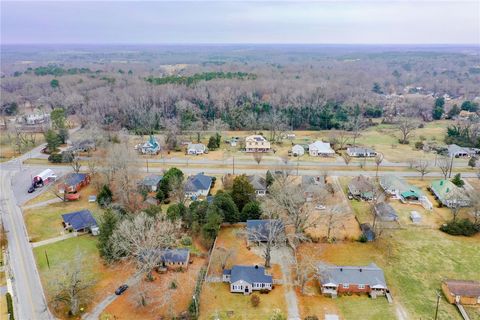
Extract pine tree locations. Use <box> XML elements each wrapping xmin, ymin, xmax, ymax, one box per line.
<box><xmin>97</xmin><ymin>209</ymin><xmax>118</xmax><ymax>261</ymax></box>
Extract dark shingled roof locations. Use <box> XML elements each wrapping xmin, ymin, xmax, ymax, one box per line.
<box><xmin>360</xmin><ymin>223</ymin><xmax>375</xmax><ymax>241</ymax></box>
<box><xmin>140</xmin><ymin>248</ymin><xmax>190</xmax><ymax>264</ymax></box>
<box><xmin>64</xmin><ymin>173</ymin><xmax>88</xmax><ymax>187</ymax></box>
<box><xmin>62</xmin><ymin>209</ymin><xmax>97</xmax><ymax>231</ymax></box>
<box><xmin>320</xmin><ymin>263</ymin><xmax>387</xmax><ymax>288</ymax></box>
<box><xmin>374</xmin><ymin>202</ymin><xmax>398</xmax><ymax>221</ymax></box>
<box><xmin>226</xmin><ymin>265</ymin><xmax>272</xmax><ymax>284</ymax></box>
<box><xmin>184</xmin><ymin>173</ymin><xmax>213</xmax><ymax>192</ymax></box>
<box><xmin>246</xmin><ymin>219</ymin><xmax>284</xmax><ymax>242</ymax></box>
<box><xmin>444</xmin><ymin>280</ymin><xmax>480</xmax><ymax>297</ymax></box>
<box><xmin>141</xmin><ymin>174</ymin><xmax>163</xmax><ymax>186</ymax></box>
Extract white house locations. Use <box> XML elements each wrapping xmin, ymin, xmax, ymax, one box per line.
<box><xmin>291</xmin><ymin>145</ymin><xmax>305</xmax><ymax>157</ymax></box>
<box><xmin>309</xmin><ymin>141</ymin><xmax>335</xmax><ymax>157</ymax></box>
<box><xmin>223</xmin><ymin>265</ymin><xmax>273</xmax><ymax>295</ymax></box>
<box><xmin>184</xmin><ymin>173</ymin><xmax>213</xmax><ymax>198</ymax></box>
<box><xmin>187</xmin><ymin>143</ymin><xmax>206</xmax><ymax>155</ymax></box>
<box><xmin>347</xmin><ymin>147</ymin><xmax>376</xmax><ymax>157</ymax></box>
<box><xmin>245</xmin><ymin>135</ymin><xmax>271</xmax><ymax>153</ymax></box>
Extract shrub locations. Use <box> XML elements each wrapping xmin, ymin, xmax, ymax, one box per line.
<box><xmin>155</xmin><ymin>189</ymin><xmax>165</xmax><ymax>202</ymax></box>
<box><xmin>451</xmin><ymin>173</ymin><xmax>465</xmax><ymax>187</ymax></box>
<box><xmin>170</xmin><ymin>280</ymin><xmax>178</xmax><ymax>289</ymax></box>
<box><xmin>304</xmin><ymin>316</ymin><xmax>319</xmax><ymax>320</ymax></box>
<box><xmin>358</xmin><ymin>234</ymin><xmax>368</xmax><ymax>243</ymax></box>
<box><xmin>440</xmin><ymin>219</ymin><xmax>479</xmax><ymax>236</ymax></box>
<box><xmin>414</xmin><ymin>141</ymin><xmax>424</xmax><ymax>150</ymax></box>
<box><xmin>48</xmin><ymin>153</ymin><xmax>63</xmax><ymax>163</ymax></box>
<box><xmin>6</xmin><ymin>292</ymin><xmax>14</xmax><ymax>320</ymax></box>
<box><xmin>250</xmin><ymin>294</ymin><xmax>260</xmax><ymax>307</ymax></box>
<box><xmin>181</xmin><ymin>235</ymin><xmax>193</xmax><ymax>246</ymax></box>
<box><xmin>97</xmin><ymin>185</ymin><xmax>113</xmax><ymax>207</ymax></box>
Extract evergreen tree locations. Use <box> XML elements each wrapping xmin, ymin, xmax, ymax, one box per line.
<box><xmin>468</xmin><ymin>157</ymin><xmax>477</xmax><ymax>169</ymax></box>
<box><xmin>202</xmin><ymin>205</ymin><xmax>223</xmax><ymax>239</ymax></box>
<box><xmin>231</xmin><ymin>175</ymin><xmax>255</xmax><ymax>211</ymax></box>
<box><xmin>44</xmin><ymin>129</ymin><xmax>61</xmax><ymax>152</ymax></box>
<box><xmin>240</xmin><ymin>201</ymin><xmax>262</xmax><ymax>221</ymax></box>
<box><xmin>266</xmin><ymin>170</ymin><xmax>274</xmax><ymax>187</ymax></box>
<box><xmin>213</xmin><ymin>192</ymin><xmax>239</xmax><ymax>223</ymax></box>
<box><xmin>215</xmin><ymin>132</ymin><xmax>222</xmax><ymax>146</ymax></box>
<box><xmin>207</xmin><ymin>136</ymin><xmax>218</xmax><ymax>150</ymax></box>
<box><xmin>97</xmin><ymin>209</ymin><xmax>118</xmax><ymax>261</ymax></box>
<box><xmin>451</xmin><ymin>173</ymin><xmax>465</xmax><ymax>187</ymax></box>
<box><xmin>97</xmin><ymin>185</ymin><xmax>113</xmax><ymax>207</ymax></box>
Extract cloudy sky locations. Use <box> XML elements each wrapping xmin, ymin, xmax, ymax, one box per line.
<box><xmin>1</xmin><ymin>1</ymin><xmax>479</xmax><ymax>44</ymax></box>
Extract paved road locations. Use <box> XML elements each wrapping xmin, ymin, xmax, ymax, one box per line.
<box><xmin>0</xmin><ymin>144</ymin><xmax>53</xmax><ymax>320</ymax></box>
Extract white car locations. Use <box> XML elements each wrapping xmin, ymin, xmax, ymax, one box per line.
<box><xmin>315</xmin><ymin>204</ymin><xmax>326</xmax><ymax>210</ymax></box>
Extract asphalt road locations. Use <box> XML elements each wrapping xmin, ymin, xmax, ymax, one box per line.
<box><xmin>0</xmin><ymin>143</ymin><xmax>53</xmax><ymax>320</ymax></box>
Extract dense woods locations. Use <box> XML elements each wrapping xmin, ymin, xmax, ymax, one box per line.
<box><xmin>1</xmin><ymin>45</ymin><xmax>479</xmax><ymax>134</ymax></box>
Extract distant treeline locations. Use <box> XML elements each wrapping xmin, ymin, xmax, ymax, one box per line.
<box><xmin>13</xmin><ymin>65</ymin><xmax>99</xmax><ymax>77</ymax></box>
<box><xmin>145</xmin><ymin>71</ymin><xmax>257</xmax><ymax>86</ymax></box>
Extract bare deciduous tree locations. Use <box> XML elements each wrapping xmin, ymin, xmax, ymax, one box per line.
<box><xmin>323</xmin><ymin>205</ymin><xmax>349</xmax><ymax>241</ymax></box>
<box><xmin>342</xmin><ymin>153</ymin><xmax>352</xmax><ymax>166</ymax></box>
<box><xmin>246</xmin><ymin>211</ymin><xmax>285</xmax><ymax>268</ymax></box>
<box><xmin>374</xmin><ymin>153</ymin><xmax>384</xmax><ymax>177</ymax></box>
<box><xmin>396</xmin><ymin>117</ymin><xmax>418</xmax><ymax>144</ymax></box>
<box><xmin>48</xmin><ymin>249</ymin><xmax>95</xmax><ymax>316</ymax></box>
<box><xmin>414</xmin><ymin>159</ymin><xmax>430</xmax><ymax>180</ymax></box>
<box><xmin>437</xmin><ymin>156</ymin><xmax>451</xmax><ymax>180</ymax></box>
<box><xmin>295</xmin><ymin>251</ymin><xmax>317</xmax><ymax>295</ymax></box>
<box><xmin>252</xmin><ymin>152</ymin><xmax>263</xmax><ymax>165</ymax></box>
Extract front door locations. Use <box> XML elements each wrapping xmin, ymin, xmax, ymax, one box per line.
<box><xmin>245</xmin><ymin>287</ymin><xmax>249</xmax><ymax>293</ymax></box>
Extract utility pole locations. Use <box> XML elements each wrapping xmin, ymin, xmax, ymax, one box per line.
<box><xmin>434</xmin><ymin>291</ymin><xmax>441</xmax><ymax>320</ymax></box>
<box><xmin>146</xmin><ymin>159</ymin><xmax>149</xmax><ymax>173</ymax></box>
<box><xmin>45</xmin><ymin>250</ymin><xmax>50</xmax><ymax>269</ymax></box>
<box><xmin>232</xmin><ymin>156</ymin><xmax>235</xmax><ymax>175</ymax></box>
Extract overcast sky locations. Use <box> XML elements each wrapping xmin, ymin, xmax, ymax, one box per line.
<box><xmin>1</xmin><ymin>1</ymin><xmax>479</xmax><ymax>44</ymax></box>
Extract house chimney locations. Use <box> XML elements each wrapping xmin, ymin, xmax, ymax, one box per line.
<box><xmin>340</xmin><ymin>268</ymin><xmax>343</xmax><ymax>272</ymax></box>
<box><xmin>255</xmin><ymin>265</ymin><xmax>259</xmax><ymax>269</ymax></box>
<box><xmin>359</xmin><ymin>268</ymin><xmax>363</xmax><ymax>272</ymax></box>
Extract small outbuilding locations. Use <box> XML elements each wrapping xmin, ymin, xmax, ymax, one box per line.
<box><xmin>139</xmin><ymin>174</ymin><xmax>163</xmax><ymax>192</ymax></box>
<box><xmin>291</xmin><ymin>144</ymin><xmax>305</xmax><ymax>157</ymax></box>
<box><xmin>410</xmin><ymin>211</ymin><xmax>422</xmax><ymax>224</ymax></box>
<box><xmin>360</xmin><ymin>223</ymin><xmax>375</xmax><ymax>242</ymax></box>
<box><xmin>187</xmin><ymin>143</ymin><xmax>206</xmax><ymax>155</ymax></box>
<box><xmin>442</xmin><ymin>280</ymin><xmax>480</xmax><ymax>305</ymax></box>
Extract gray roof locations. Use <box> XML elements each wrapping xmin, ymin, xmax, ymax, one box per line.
<box><xmin>141</xmin><ymin>174</ymin><xmax>163</xmax><ymax>186</ymax></box>
<box><xmin>62</xmin><ymin>210</ymin><xmax>97</xmax><ymax>231</ymax></box>
<box><xmin>347</xmin><ymin>147</ymin><xmax>376</xmax><ymax>154</ymax></box>
<box><xmin>348</xmin><ymin>175</ymin><xmax>374</xmax><ymax>197</ymax></box>
<box><xmin>225</xmin><ymin>265</ymin><xmax>273</xmax><ymax>284</ymax></box>
<box><xmin>184</xmin><ymin>173</ymin><xmax>213</xmax><ymax>192</ymax></box>
<box><xmin>247</xmin><ymin>175</ymin><xmax>267</xmax><ymax>191</ymax></box>
<box><xmin>319</xmin><ymin>263</ymin><xmax>387</xmax><ymax>288</ymax></box>
<box><xmin>140</xmin><ymin>248</ymin><xmax>190</xmax><ymax>264</ymax></box>
<box><xmin>187</xmin><ymin>143</ymin><xmax>206</xmax><ymax>152</ymax></box>
<box><xmin>374</xmin><ymin>202</ymin><xmax>398</xmax><ymax>221</ymax></box>
<box><xmin>246</xmin><ymin>219</ymin><xmax>284</xmax><ymax>242</ymax></box>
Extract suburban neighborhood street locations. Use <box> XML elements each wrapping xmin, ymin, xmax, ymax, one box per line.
<box><xmin>0</xmin><ymin>143</ymin><xmax>53</xmax><ymax>320</ymax></box>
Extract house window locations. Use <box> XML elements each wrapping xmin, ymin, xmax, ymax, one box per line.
<box><xmin>343</xmin><ymin>283</ymin><xmax>349</xmax><ymax>289</ymax></box>
<box><xmin>358</xmin><ymin>284</ymin><xmax>365</xmax><ymax>289</ymax></box>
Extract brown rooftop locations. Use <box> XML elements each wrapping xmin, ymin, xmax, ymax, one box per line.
<box><xmin>444</xmin><ymin>280</ymin><xmax>480</xmax><ymax>297</ymax></box>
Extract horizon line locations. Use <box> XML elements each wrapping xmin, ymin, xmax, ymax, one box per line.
<box><xmin>2</xmin><ymin>42</ymin><xmax>479</xmax><ymax>46</ymax></box>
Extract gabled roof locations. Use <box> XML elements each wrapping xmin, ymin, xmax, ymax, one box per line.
<box><xmin>142</xmin><ymin>135</ymin><xmax>160</xmax><ymax>150</ymax></box>
<box><xmin>347</xmin><ymin>147</ymin><xmax>376</xmax><ymax>154</ymax></box>
<box><xmin>374</xmin><ymin>202</ymin><xmax>398</xmax><ymax>220</ymax></box>
<box><xmin>348</xmin><ymin>175</ymin><xmax>374</xmax><ymax>197</ymax></box>
<box><xmin>140</xmin><ymin>248</ymin><xmax>190</xmax><ymax>264</ymax></box>
<box><xmin>64</xmin><ymin>173</ymin><xmax>88</xmax><ymax>187</ymax></box>
<box><xmin>319</xmin><ymin>263</ymin><xmax>387</xmax><ymax>288</ymax></box>
<box><xmin>292</xmin><ymin>144</ymin><xmax>304</xmax><ymax>152</ymax></box>
<box><xmin>246</xmin><ymin>219</ymin><xmax>284</xmax><ymax>242</ymax></box>
<box><xmin>226</xmin><ymin>265</ymin><xmax>273</xmax><ymax>284</ymax></box>
<box><xmin>380</xmin><ymin>175</ymin><xmax>423</xmax><ymax>198</ymax></box>
<box><xmin>62</xmin><ymin>209</ymin><xmax>97</xmax><ymax>231</ymax></box>
<box><xmin>141</xmin><ymin>174</ymin><xmax>163</xmax><ymax>186</ymax></box>
<box><xmin>185</xmin><ymin>173</ymin><xmax>213</xmax><ymax>192</ymax></box>
<box><xmin>187</xmin><ymin>143</ymin><xmax>206</xmax><ymax>151</ymax></box>
<box><xmin>309</xmin><ymin>141</ymin><xmax>335</xmax><ymax>153</ymax></box>
<box><xmin>246</xmin><ymin>135</ymin><xmax>267</xmax><ymax>142</ymax></box>
<box><xmin>430</xmin><ymin>180</ymin><xmax>469</xmax><ymax>203</ymax></box>
<box><xmin>247</xmin><ymin>175</ymin><xmax>267</xmax><ymax>191</ymax></box>
<box><xmin>443</xmin><ymin>280</ymin><xmax>480</xmax><ymax>297</ymax></box>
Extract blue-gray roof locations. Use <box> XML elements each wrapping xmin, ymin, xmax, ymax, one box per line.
<box><xmin>64</xmin><ymin>173</ymin><xmax>88</xmax><ymax>187</ymax></box>
<box><xmin>319</xmin><ymin>263</ymin><xmax>387</xmax><ymax>288</ymax></box>
<box><xmin>141</xmin><ymin>174</ymin><xmax>163</xmax><ymax>186</ymax></box>
<box><xmin>62</xmin><ymin>209</ymin><xmax>97</xmax><ymax>231</ymax></box>
<box><xmin>140</xmin><ymin>248</ymin><xmax>190</xmax><ymax>264</ymax></box>
<box><xmin>246</xmin><ymin>219</ymin><xmax>284</xmax><ymax>242</ymax></box>
<box><xmin>226</xmin><ymin>265</ymin><xmax>272</xmax><ymax>284</ymax></box>
<box><xmin>360</xmin><ymin>223</ymin><xmax>375</xmax><ymax>241</ymax></box>
<box><xmin>185</xmin><ymin>173</ymin><xmax>213</xmax><ymax>192</ymax></box>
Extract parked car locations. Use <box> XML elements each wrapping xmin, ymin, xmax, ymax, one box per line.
<box><xmin>28</xmin><ymin>185</ymin><xmax>36</xmax><ymax>193</ymax></box>
<box><xmin>115</xmin><ymin>284</ymin><xmax>128</xmax><ymax>295</ymax></box>
<box><xmin>315</xmin><ymin>204</ymin><xmax>326</xmax><ymax>210</ymax></box>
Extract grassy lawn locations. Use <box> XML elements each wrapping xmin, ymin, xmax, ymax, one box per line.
<box><xmin>34</xmin><ymin>236</ymin><xmax>133</xmax><ymax>318</ymax></box>
<box><xmin>200</xmin><ymin>282</ymin><xmax>287</xmax><ymax>320</ymax></box>
<box><xmin>23</xmin><ymin>189</ymin><xmax>58</xmax><ymax>207</ymax></box>
<box><xmin>0</xmin><ymin>293</ymin><xmax>7</xmax><ymax>320</ymax></box>
<box><xmin>24</xmin><ymin>184</ymin><xmax>104</xmax><ymax>242</ymax></box>
<box><xmin>306</xmin><ymin>228</ymin><xmax>480</xmax><ymax>320</ymax></box>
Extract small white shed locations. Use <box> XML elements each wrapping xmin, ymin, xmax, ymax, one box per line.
<box><xmin>410</xmin><ymin>211</ymin><xmax>422</xmax><ymax>224</ymax></box>
<box><xmin>291</xmin><ymin>144</ymin><xmax>305</xmax><ymax>157</ymax></box>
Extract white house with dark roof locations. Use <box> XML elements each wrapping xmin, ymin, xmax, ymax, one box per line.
<box><xmin>309</xmin><ymin>141</ymin><xmax>335</xmax><ymax>157</ymax></box>
<box><xmin>347</xmin><ymin>147</ymin><xmax>376</xmax><ymax>157</ymax></box>
<box><xmin>223</xmin><ymin>265</ymin><xmax>273</xmax><ymax>295</ymax></box>
<box><xmin>447</xmin><ymin>144</ymin><xmax>477</xmax><ymax>158</ymax></box>
<box><xmin>184</xmin><ymin>173</ymin><xmax>213</xmax><ymax>198</ymax></box>
<box><xmin>187</xmin><ymin>143</ymin><xmax>206</xmax><ymax>155</ymax></box>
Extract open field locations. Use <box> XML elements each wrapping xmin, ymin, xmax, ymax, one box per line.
<box><xmin>298</xmin><ymin>227</ymin><xmax>480</xmax><ymax>320</ymax></box>
<box><xmin>33</xmin><ymin>236</ymin><xmax>133</xmax><ymax>319</ymax></box>
<box><xmin>24</xmin><ymin>184</ymin><xmax>104</xmax><ymax>242</ymax></box>
<box><xmin>0</xmin><ymin>131</ymin><xmax>45</xmax><ymax>161</ymax></box>
<box><xmin>103</xmin><ymin>256</ymin><xmax>207</xmax><ymax>319</ymax></box>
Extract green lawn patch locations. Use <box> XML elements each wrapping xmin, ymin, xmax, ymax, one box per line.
<box><xmin>336</xmin><ymin>295</ymin><xmax>395</xmax><ymax>320</ymax></box>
